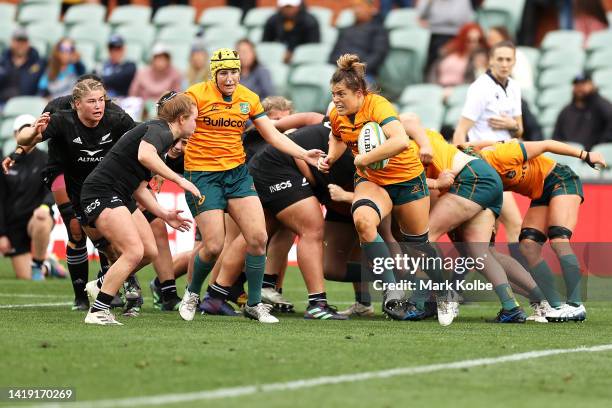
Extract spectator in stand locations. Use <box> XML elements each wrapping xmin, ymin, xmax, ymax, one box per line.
<box><xmin>553</xmin><ymin>72</ymin><xmax>612</xmax><ymax>150</ymax></box>
<box><xmin>574</xmin><ymin>0</ymin><xmax>609</xmax><ymax>46</ymax></box>
<box><xmin>417</xmin><ymin>0</ymin><xmax>475</xmax><ymax>73</ymax></box>
<box><xmin>236</xmin><ymin>39</ymin><xmax>275</xmax><ymax>99</ymax></box>
<box><xmin>97</xmin><ymin>34</ymin><xmax>136</xmax><ymax>98</ymax></box>
<box><xmin>380</xmin><ymin>0</ymin><xmax>414</xmax><ymax>18</ymax></box>
<box><xmin>129</xmin><ymin>44</ymin><xmax>183</xmax><ymax>101</ymax></box>
<box><xmin>521</xmin><ymin>99</ymin><xmax>544</xmax><ymax>141</ymax></box>
<box><xmin>486</xmin><ymin>26</ymin><xmax>534</xmax><ymax>93</ymax></box>
<box><xmin>262</xmin><ymin>0</ymin><xmax>320</xmax><ymax>64</ymax></box>
<box><xmin>431</xmin><ymin>23</ymin><xmax>487</xmax><ymax>97</ymax></box>
<box><xmin>38</xmin><ymin>38</ymin><xmax>85</xmax><ymax>99</ymax></box>
<box><xmin>227</xmin><ymin>0</ymin><xmax>256</xmax><ymax>18</ymax></box>
<box><xmin>0</xmin><ymin>115</ymin><xmax>66</xmax><ymax>281</ymax></box>
<box><xmin>185</xmin><ymin>40</ymin><xmax>210</xmax><ymax>87</ymax></box>
<box><xmin>0</xmin><ymin>28</ymin><xmax>46</xmax><ymax>107</ymax></box>
<box><xmin>329</xmin><ymin>0</ymin><xmax>388</xmax><ymax>83</ymax></box>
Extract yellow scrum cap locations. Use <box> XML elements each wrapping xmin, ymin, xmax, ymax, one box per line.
<box><xmin>210</xmin><ymin>48</ymin><xmax>241</xmax><ymax>80</ymax></box>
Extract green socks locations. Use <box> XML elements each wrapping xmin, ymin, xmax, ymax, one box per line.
<box><xmin>245</xmin><ymin>254</ymin><xmax>266</xmax><ymax>306</ymax></box>
<box><xmin>188</xmin><ymin>254</ymin><xmax>215</xmax><ymax>294</ymax></box>
<box><xmin>494</xmin><ymin>283</ymin><xmax>520</xmax><ymax>311</ymax></box>
<box><xmin>530</xmin><ymin>261</ymin><xmax>563</xmax><ymax>308</ymax></box>
<box><xmin>560</xmin><ymin>254</ymin><xmax>582</xmax><ymax>305</ymax></box>
<box><xmin>362</xmin><ymin>234</ymin><xmax>396</xmax><ymax>284</ymax></box>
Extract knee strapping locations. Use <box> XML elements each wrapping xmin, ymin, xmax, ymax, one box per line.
<box><xmin>519</xmin><ymin>228</ymin><xmax>547</xmax><ymax>244</ymax></box>
<box><xmin>351</xmin><ymin>199</ymin><xmax>381</xmax><ymax>220</ymax></box>
<box><xmin>92</xmin><ymin>237</ymin><xmax>110</xmax><ymax>251</ymax></box>
<box><xmin>548</xmin><ymin>225</ymin><xmax>573</xmax><ymax>240</ymax></box>
<box><xmin>400</xmin><ymin>230</ymin><xmax>437</xmax><ymax>258</ymax></box>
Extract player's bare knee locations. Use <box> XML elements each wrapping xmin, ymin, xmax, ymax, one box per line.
<box><xmin>246</xmin><ymin>230</ymin><xmax>268</xmax><ymax>254</ymax></box>
<box><xmin>69</xmin><ymin>219</ymin><xmax>83</xmax><ymax>242</ymax></box>
<box><xmin>202</xmin><ymin>240</ymin><xmax>224</xmax><ymax>259</ymax></box>
<box><xmin>124</xmin><ymin>243</ymin><xmax>144</xmax><ymax>268</ymax></box>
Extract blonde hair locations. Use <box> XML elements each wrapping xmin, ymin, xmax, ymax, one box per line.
<box><xmin>262</xmin><ymin>96</ymin><xmax>294</xmax><ymax>114</ymax></box>
<box><xmin>157</xmin><ymin>92</ymin><xmax>196</xmax><ymax>123</ymax></box>
<box><xmin>331</xmin><ymin>54</ymin><xmax>368</xmax><ymax>93</ymax></box>
<box><xmin>71</xmin><ymin>78</ymin><xmax>106</xmax><ymax>108</ymax></box>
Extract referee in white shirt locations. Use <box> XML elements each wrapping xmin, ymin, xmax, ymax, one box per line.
<box><xmin>452</xmin><ymin>40</ymin><xmax>524</xmax><ymax>247</ymax></box>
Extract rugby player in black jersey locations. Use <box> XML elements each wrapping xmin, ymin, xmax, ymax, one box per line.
<box><xmin>80</xmin><ymin>92</ymin><xmax>198</xmax><ymax>325</ymax></box>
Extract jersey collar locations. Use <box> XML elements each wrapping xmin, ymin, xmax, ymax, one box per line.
<box><xmin>486</xmin><ymin>70</ymin><xmax>509</xmax><ymax>94</ymax></box>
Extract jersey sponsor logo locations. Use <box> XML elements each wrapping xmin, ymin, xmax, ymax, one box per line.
<box><xmin>269</xmin><ymin>180</ymin><xmax>292</xmax><ymax>193</ymax></box>
<box><xmin>411</xmin><ymin>184</ymin><xmax>423</xmax><ymax>194</ymax></box>
<box><xmin>78</xmin><ymin>149</ymin><xmax>104</xmax><ymax>163</ymax></box>
<box><xmin>301</xmin><ymin>177</ymin><xmax>309</xmax><ymax>186</ymax></box>
<box><xmin>84</xmin><ymin>199</ymin><xmax>100</xmax><ymax>214</ymax></box>
<box><xmin>99</xmin><ymin>133</ymin><xmax>112</xmax><ymax>144</ymax></box>
<box><xmin>110</xmin><ymin>196</ymin><xmax>122</xmax><ymax>203</ymax></box>
<box><xmin>202</xmin><ymin>117</ymin><xmax>246</xmax><ymax>128</ymax></box>
<box><xmin>210</xmin><ymin>104</ymin><xmax>218</xmax><ymax>111</ymax></box>
<box><xmin>72</xmin><ymin>137</ymin><xmax>82</xmax><ymax>144</ymax></box>
<box><xmin>197</xmin><ymin>195</ymin><xmax>206</xmax><ymax>206</ymax></box>
<box><xmin>240</xmin><ymin>102</ymin><xmax>249</xmax><ymax>114</ymax></box>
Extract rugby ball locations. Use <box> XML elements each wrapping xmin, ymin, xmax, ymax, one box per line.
<box><xmin>358</xmin><ymin>121</ymin><xmax>389</xmax><ymax>170</ymax></box>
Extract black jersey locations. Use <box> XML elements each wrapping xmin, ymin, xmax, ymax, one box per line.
<box><xmin>83</xmin><ymin>120</ymin><xmax>175</xmax><ymax>200</ymax></box>
<box><xmin>0</xmin><ymin>149</ymin><xmax>53</xmax><ymax>235</ymax></box>
<box><xmin>41</xmin><ymin>108</ymin><xmax>135</xmax><ymax>201</ymax></box>
<box><xmin>249</xmin><ymin>120</ymin><xmax>355</xmax><ymax>196</ymax></box>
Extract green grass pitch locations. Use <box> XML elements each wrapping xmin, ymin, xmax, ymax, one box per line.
<box><xmin>1</xmin><ymin>259</ymin><xmax>612</xmax><ymax>407</ymax></box>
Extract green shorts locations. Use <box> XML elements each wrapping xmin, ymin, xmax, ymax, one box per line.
<box><xmin>449</xmin><ymin>159</ymin><xmax>503</xmax><ymax>217</ymax></box>
<box><xmin>355</xmin><ymin>171</ymin><xmax>429</xmax><ymax>206</ymax></box>
<box><xmin>185</xmin><ymin>164</ymin><xmax>258</xmax><ymax>215</ymax></box>
<box><xmin>530</xmin><ymin>163</ymin><xmax>584</xmax><ymax>207</ymax></box>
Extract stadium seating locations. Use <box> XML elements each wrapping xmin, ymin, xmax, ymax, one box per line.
<box><xmin>256</xmin><ymin>42</ymin><xmax>286</xmax><ymax>66</ymax></box>
<box><xmin>198</xmin><ymin>6</ymin><xmax>242</xmax><ymax>29</ymax></box>
<box><xmin>291</xmin><ymin>43</ymin><xmax>333</xmax><ymax>67</ymax></box>
<box><xmin>442</xmin><ymin>105</ymin><xmax>463</xmax><ymax>127</ymax></box>
<box><xmin>321</xmin><ymin>26</ymin><xmax>338</xmax><ymax>46</ymax></box>
<box><xmin>75</xmin><ymin>42</ymin><xmax>97</xmax><ymax>72</ymax></box>
<box><xmin>243</xmin><ymin>7</ymin><xmax>275</xmax><ymax>30</ymax></box>
<box><xmin>2</xmin><ymin>96</ymin><xmax>47</xmax><ymax>120</ymax></box>
<box><xmin>69</xmin><ymin>23</ymin><xmax>111</xmax><ymax>58</ymax></box>
<box><xmin>153</xmin><ymin>5</ymin><xmax>195</xmax><ymax>27</ymax></box>
<box><xmin>592</xmin><ymin>68</ymin><xmax>612</xmax><ymax>89</ymax></box>
<box><xmin>26</xmin><ymin>22</ymin><xmax>65</xmax><ymax>54</ymax></box>
<box><xmin>539</xmin><ymin>49</ymin><xmax>585</xmax><ymax>71</ymax></box>
<box><xmin>309</xmin><ymin>6</ymin><xmax>333</xmax><ymax>28</ymax></box>
<box><xmin>248</xmin><ymin>27</ymin><xmax>264</xmax><ymax>43</ymax></box>
<box><xmin>0</xmin><ymin>21</ymin><xmax>16</xmax><ymax>51</ymax></box>
<box><xmin>586</xmin><ymin>30</ymin><xmax>612</xmax><ymax>53</ymax></box>
<box><xmin>108</xmin><ymin>5</ymin><xmax>152</xmax><ymax>27</ymax></box>
<box><xmin>156</xmin><ymin>25</ymin><xmax>199</xmax><ymax>44</ymax></box>
<box><xmin>384</xmin><ymin>8</ymin><xmax>419</xmax><ymax>30</ymax></box>
<box><xmin>398</xmin><ymin>84</ymin><xmax>444</xmax><ymax>107</ymax></box>
<box><xmin>0</xmin><ymin>3</ymin><xmax>17</xmax><ymax>24</ymax></box>
<box><xmin>202</xmin><ymin>26</ymin><xmax>248</xmax><ymax>51</ymax></box>
<box><xmin>586</xmin><ymin>49</ymin><xmax>612</xmax><ymax>72</ymax></box>
<box><xmin>538</xmin><ymin>105</ymin><xmax>563</xmax><ymax>132</ymax></box>
<box><xmin>288</xmin><ymin>64</ymin><xmax>336</xmax><ymax>113</ymax></box>
<box><xmin>18</xmin><ymin>3</ymin><xmax>61</xmax><ymax>24</ymax></box>
<box><xmin>63</xmin><ymin>3</ymin><xmax>107</xmax><ymax>27</ymax></box>
<box><xmin>537</xmin><ymin>86</ymin><xmax>572</xmax><ymax>111</ymax></box>
<box><xmin>115</xmin><ymin>24</ymin><xmax>156</xmax><ymax>51</ymax></box>
<box><xmin>538</xmin><ymin>67</ymin><xmax>580</xmax><ymax>89</ymax></box>
<box><xmin>0</xmin><ymin>120</ymin><xmax>15</xmax><ymax>142</ymax></box>
<box><xmin>400</xmin><ymin>102</ymin><xmax>444</xmax><ymax>131</ymax></box>
<box><xmin>446</xmin><ymin>84</ymin><xmax>470</xmax><ymax>109</ymax></box>
<box><xmin>335</xmin><ymin>9</ymin><xmax>355</xmax><ymax>29</ymax></box>
<box><xmin>477</xmin><ymin>0</ymin><xmax>526</xmax><ymax>35</ymax></box>
<box><xmin>541</xmin><ymin>30</ymin><xmax>585</xmax><ymax>51</ymax></box>
<box><xmin>378</xmin><ymin>28</ymin><xmax>431</xmax><ymax>99</ymax></box>
<box><xmin>517</xmin><ymin>46</ymin><xmax>540</xmax><ymax>72</ymax></box>
<box><xmin>268</xmin><ymin>63</ymin><xmax>290</xmax><ymax>96</ymax></box>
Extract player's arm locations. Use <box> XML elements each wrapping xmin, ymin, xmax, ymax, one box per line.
<box><xmin>400</xmin><ymin>112</ymin><xmax>433</xmax><ymax>165</ymax></box>
<box><xmin>133</xmin><ymin>182</ymin><xmax>191</xmax><ymax>232</ymax></box>
<box><xmin>137</xmin><ymin>140</ymin><xmax>201</xmax><ymax>198</ymax></box>
<box><xmin>523</xmin><ymin>140</ymin><xmax>607</xmax><ymax>168</ymax></box>
<box><xmin>488</xmin><ymin>115</ymin><xmax>523</xmax><ymax>139</ymax></box>
<box><xmin>253</xmin><ymin>115</ymin><xmax>323</xmax><ymax>167</ymax></box>
<box><xmin>318</xmin><ymin>132</ymin><xmax>347</xmax><ymax>174</ymax></box>
<box><xmin>274</xmin><ymin>112</ymin><xmax>324</xmax><ymax>132</ymax></box>
<box><xmin>426</xmin><ymin>171</ymin><xmax>454</xmax><ymax>191</ymax></box>
<box><xmin>328</xmin><ymin>184</ymin><xmax>353</xmax><ymax>203</ymax></box>
<box><xmin>358</xmin><ymin>119</ymin><xmax>410</xmax><ymax>168</ymax></box>
<box><xmin>2</xmin><ymin>145</ymin><xmax>35</xmax><ymax>174</ymax></box>
<box><xmin>16</xmin><ymin>114</ymin><xmax>50</xmax><ymax>146</ymax></box>
<box><xmin>452</xmin><ymin>117</ymin><xmax>475</xmax><ymax>145</ymax></box>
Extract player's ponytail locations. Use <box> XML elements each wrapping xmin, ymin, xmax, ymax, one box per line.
<box><xmin>157</xmin><ymin>91</ymin><xmax>196</xmax><ymax>124</ymax></box>
<box><xmin>331</xmin><ymin>54</ymin><xmax>368</xmax><ymax>94</ymax></box>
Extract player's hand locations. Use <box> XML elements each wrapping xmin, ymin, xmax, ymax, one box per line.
<box><xmin>317</xmin><ymin>155</ymin><xmax>331</xmax><ymax>173</ymax></box>
<box><xmin>2</xmin><ymin>156</ymin><xmax>14</xmax><ymax>174</ymax></box>
<box><xmin>585</xmin><ymin>151</ymin><xmax>607</xmax><ymax>170</ymax></box>
<box><xmin>488</xmin><ymin>115</ymin><xmax>517</xmax><ymax>131</ymax></box>
<box><xmin>34</xmin><ymin>112</ymin><xmax>51</xmax><ymax>134</ymax></box>
<box><xmin>302</xmin><ymin>149</ymin><xmax>325</xmax><ymax>167</ymax></box>
<box><xmin>163</xmin><ymin>210</ymin><xmax>192</xmax><ymax>232</ymax></box>
<box><xmin>419</xmin><ymin>144</ymin><xmax>434</xmax><ymax>166</ymax></box>
<box><xmin>437</xmin><ymin>170</ymin><xmax>455</xmax><ymax>190</ymax></box>
<box><xmin>0</xmin><ymin>236</ymin><xmax>12</xmax><ymax>255</ymax></box>
<box><xmin>150</xmin><ymin>175</ymin><xmax>165</xmax><ymax>193</ymax></box>
<box><xmin>328</xmin><ymin>184</ymin><xmax>352</xmax><ymax>203</ymax></box>
<box><xmin>177</xmin><ymin>178</ymin><xmax>201</xmax><ymax>199</ymax></box>
<box><xmin>354</xmin><ymin>154</ymin><xmax>369</xmax><ymax>175</ymax></box>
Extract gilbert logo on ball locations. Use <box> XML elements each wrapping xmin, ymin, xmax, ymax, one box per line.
<box><xmin>358</xmin><ymin>122</ymin><xmax>389</xmax><ymax>170</ymax></box>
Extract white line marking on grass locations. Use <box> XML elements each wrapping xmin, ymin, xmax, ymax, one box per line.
<box><xmin>0</xmin><ymin>293</ymin><xmax>68</xmax><ymax>298</ymax></box>
<box><xmin>25</xmin><ymin>344</ymin><xmax>612</xmax><ymax>408</ymax></box>
<box><xmin>0</xmin><ymin>302</ymin><xmax>71</xmax><ymax>309</ymax></box>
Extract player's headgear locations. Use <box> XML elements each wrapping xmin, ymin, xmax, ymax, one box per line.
<box><xmin>210</xmin><ymin>48</ymin><xmax>241</xmax><ymax>80</ymax></box>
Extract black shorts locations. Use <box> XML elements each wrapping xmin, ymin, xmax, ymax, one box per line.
<box><xmin>250</xmin><ymin>165</ymin><xmax>315</xmax><ymax>215</ymax></box>
<box><xmin>81</xmin><ymin>192</ymin><xmax>138</xmax><ymax>227</ymax></box>
<box><xmin>5</xmin><ymin>219</ymin><xmax>31</xmax><ymax>257</ymax></box>
<box><xmin>325</xmin><ymin>208</ymin><xmax>353</xmax><ymax>224</ymax></box>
